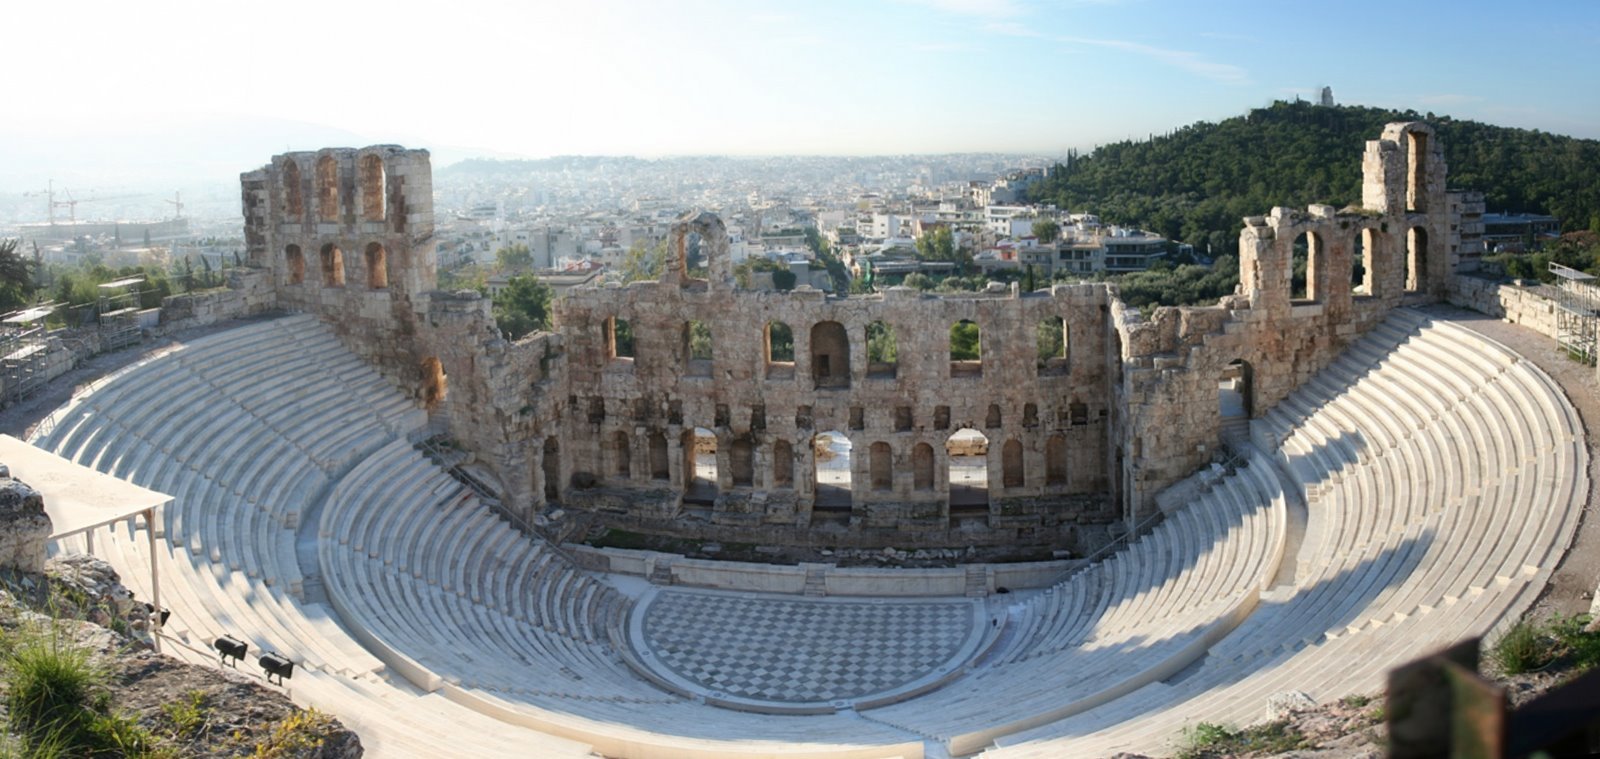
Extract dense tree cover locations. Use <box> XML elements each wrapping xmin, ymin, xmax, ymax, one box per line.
<box><xmin>1063</xmin><ymin>254</ymin><xmax>1242</xmax><ymax>312</ymax></box>
<box><xmin>804</xmin><ymin>227</ymin><xmax>851</xmax><ymax>292</ymax></box>
<box><xmin>866</xmin><ymin>320</ymin><xmax>897</xmax><ymax>364</ymax></box>
<box><xmin>1032</xmin><ymin>219</ymin><xmax>1060</xmax><ymax>244</ymax></box>
<box><xmin>767</xmin><ymin>321</ymin><xmax>794</xmax><ymax>362</ymax></box>
<box><xmin>734</xmin><ymin>257</ymin><xmax>797</xmax><ymax>290</ymax></box>
<box><xmin>491</xmin><ymin>274</ymin><xmax>553</xmax><ymax>340</ymax></box>
<box><xmin>619</xmin><ymin>239</ymin><xmax>667</xmax><ymax>283</ymax></box>
<box><xmin>687</xmin><ymin>320</ymin><xmax>713</xmax><ymax>360</ymax></box>
<box><xmin>0</xmin><ymin>239</ymin><xmax>37</xmax><ymax>312</ymax></box>
<box><xmin>494</xmin><ymin>243</ymin><xmax>533</xmax><ymax>272</ymax></box>
<box><xmin>950</xmin><ymin>320</ymin><xmax>980</xmax><ymax>360</ymax></box>
<box><xmin>1492</xmin><ymin>232</ymin><xmax>1600</xmax><ymax>282</ymax></box>
<box><xmin>1030</xmin><ymin>100</ymin><xmax>1600</xmax><ymax>258</ymax></box>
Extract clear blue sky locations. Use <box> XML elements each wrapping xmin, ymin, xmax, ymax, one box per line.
<box><xmin>5</xmin><ymin>0</ymin><xmax>1598</xmax><ymax>164</ymax></box>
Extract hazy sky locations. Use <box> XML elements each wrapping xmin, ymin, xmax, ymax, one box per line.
<box><xmin>4</xmin><ymin>0</ymin><xmax>1598</xmax><ymax>182</ymax></box>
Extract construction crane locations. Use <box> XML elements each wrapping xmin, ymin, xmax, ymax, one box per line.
<box><xmin>21</xmin><ymin>182</ymin><xmax>147</xmax><ymax>226</ymax></box>
<box><xmin>164</xmin><ymin>191</ymin><xmax>184</xmax><ymax>220</ymax></box>
<box><xmin>21</xmin><ymin>181</ymin><xmax>79</xmax><ymax>226</ymax></box>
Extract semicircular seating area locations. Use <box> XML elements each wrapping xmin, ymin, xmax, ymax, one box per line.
<box><xmin>972</xmin><ymin>309</ymin><xmax>1586</xmax><ymax>757</ymax></box>
<box><xmin>858</xmin><ymin>448</ymin><xmax>1287</xmax><ymax>753</ymax></box>
<box><xmin>317</xmin><ymin>438</ymin><xmax>925</xmax><ymax>758</ymax></box>
<box><xmin>31</xmin><ymin>314</ymin><xmax>925</xmax><ymax>759</ymax></box>
<box><xmin>26</xmin><ymin>306</ymin><xmax>1586</xmax><ymax>759</ymax></box>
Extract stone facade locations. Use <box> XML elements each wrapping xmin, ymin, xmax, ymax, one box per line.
<box><xmin>223</xmin><ymin>121</ymin><xmax>1495</xmax><ymax>552</ymax></box>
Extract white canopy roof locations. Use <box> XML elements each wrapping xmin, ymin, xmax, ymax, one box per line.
<box><xmin>0</xmin><ymin>435</ymin><xmax>172</xmax><ymax>538</ymax></box>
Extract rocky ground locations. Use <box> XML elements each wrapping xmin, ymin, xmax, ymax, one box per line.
<box><xmin>0</xmin><ymin>555</ymin><xmax>361</xmax><ymax>758</ymax></box>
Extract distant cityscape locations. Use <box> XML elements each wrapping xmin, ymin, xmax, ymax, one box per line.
<box><xmin>0</xmin><ymin>150</ymin><xmax>1565</xmax><ymax>299</ymax></box>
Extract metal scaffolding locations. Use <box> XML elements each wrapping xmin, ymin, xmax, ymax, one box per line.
<box><xmin>97</xmin><ymin>276</ymin><xmax>145</xmax><ymax>352</ymax></box>
<box><xmin>0</xmin><ymin>306</ymin><xmax>57</xmax><ymax>406</ymax></box>
<box><xmin>1550</xmin><ymin>262</ymin><xmax>1600</xmax><ymax>366</ymax></box>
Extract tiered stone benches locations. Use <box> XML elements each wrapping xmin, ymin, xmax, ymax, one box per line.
<box><xmin>30</xmin><ymin>316</ymin><xmax>596</xmax><ymax>757</ymax></box>
<box><xmin>972</xmin><ymin>309</ymin><xmax>1585</xmax><ymax>757</ymax></box>
<box><xmin>319</xmin><ymin>439</ymin><xmax>924</xmax><ymax>758</ymax></box>
<box><xmin>29</xmin><ymin>305</ymin><xmax>1586</xmax><ymax>759</ymax></box>
<box><xmin>860</xmin><ymin>448</ymin><xmax>1287</xmax><ymax>754</ymax></box>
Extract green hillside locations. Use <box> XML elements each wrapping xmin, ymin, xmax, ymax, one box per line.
<box><xmin>1029</xmin><ymin>100</ymin><xmax>1600</xmax><ymax>257</ymax></box>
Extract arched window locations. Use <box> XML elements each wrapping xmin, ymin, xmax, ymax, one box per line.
<box><xmin>608</xmin><ymin>317</ymin><xmax>634</xmax><ymax>360</ymax></box>
<box><xmin>772</xmin><ymin>439</ymin><xmax>794</xmax><ymax>488</ymax></box>
<box><xmin>420</xmin><ymin>356</ymin><xmax>447</xmax><ymax>410</ymax></box>
<box><xmin>684</xmin><ymin>320</ymin><xmax>712</xmax><ymax>376</ymax></box>
<box><xmin>766</xmin><ymin>320</ymin><xmax>794</xmax><ymax>378</ymax></box>
<box><xmin>986</xmin><ymin>404</ymin><xmax>1002</xmax><ymax>429</ymax></box>
<box><xmin>1406</xmin><ymin>226</ymin><xmax>1428</xmax><ymax>293</ymax></box>
<box><xmin>813</xmin><ymin>431</ymin><xmax>852</xmax><ymax>510</ymax></box>
<box><xmin>1046</xmin><ymin>434</ymin><xmax>1067</xmax><ymax>486</ymax></box>
<box><xmin>1352</xmin><ymin>228</ymin><xmax>1376</xmax><ymax>295</ymax></box>
<box><xmin>729</xmin><ymin>436</ymin><xmax>754</xmax><ymax>487</ymax></box>
<box><xmin>1407</xmin><ymin>130</ymin><xmax>1429</xmax><ymax>213</ymax></box>
<box><xmin>1037</xmin><ymin>318</ymin><xmax>1068</xmax><ymax>375</ymax></box>
<box><xmin>282</xmin><ymin>160</ymin><xmax>303</xmax><ymax>218</ymax></box>
<box><xmin>364</xmin><ymin>242</ymin><xmax>388</xmax><ymax>289</ymax></box>
<box><xmin>684</xmin><ymin>427</ymin><xmax>718</xmax><ymax>502</ymax></box>
<box><xmin>1291</xmin><ymin>231</ymin><xmax>1321</xmax><ymax>302</ymax></box>
<box><xmin>869</xmin><ymin>442</ymin><xmax>893</xmax><ymax>491</ymax></box>
<box><xmin>649</xmin><ymin>432</ymin><xmax>669</xmax><ymax>481</ymax></box>
<box><xmin>611</xmin><ymin>431</ymin><xmax>631</xmax><ymax>479</ymax></box>
<box><xmin>542</xmin><ymin>437</ymin><xmax>560</xmax><ymax>502</ymax></box>
<box><xmin>947</xmin><ymin>428</ymin><xmax>988</xmax><ymax>512</ymax></box>
<box><xmin>810</xmin><ymin>321</ymin><xmax>851</xmax><ymax>390</ymax></box>
<box><xmin>1219</xmin><ymin>359</ymin><xmax>1253</xmax><ymax>421</ymax></box>
<box><xmin>320</xmin><ymin>243</ymin><xmax>345</xmax><ymax>287</ymax></box>
<box><xmin>866</xmin><ymin>321</ymin><xmax>897</xmax><ymax>379</ymax></box>
<box><xmin>1002</xmin><ymin>439</ymin><xmax>1024</xmax><ymax>489</ymax></box>
<box><xmin>317</xmin><ymin>154</ymin><xmax>339</xmax><ymax>222</ymax></box>
<box><xmin>912</xmin><ymin>443</ymin><xmax>935</xmax><ymax>491</ymax></box>
<box><xmin>950</xmin><ymin>320</ymin><xmax>981</xmax><ymax>377</ymax></box>
<box><xmin>360</xmin><ymin>153</ymin><xmax>385</xmax><ymax>221</ymax></box>
<box><xmin>284</xmin><ymin>244</ymin><xmax>305</xmax><ymax>285</ymax></box>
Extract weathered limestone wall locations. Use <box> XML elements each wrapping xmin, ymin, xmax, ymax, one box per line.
<box><xmin>553</xmin><ymin>276</ymin><xmax>1118</xmax><ymax>547</ymax></box>
<box><xmin>0</xmin><ymin>473</ymin><xmax>50</xmax><ymax>573</ymax></box>
<box><xmin>153</xmin><ymin>267</ymin><xmax>276</xmax><ymax>335</ymax></box>
<box><xmin>227</xmin><ymin>120</ymin><xmax>1479</xmax><ymax>549</ymax></box>
<box><xmin>242</xmin><ymin>147</ymin><xmax>444</xmax><ymax>431</ymax></box>
<box><xmin>1447</xmin><ymin>276</ymin><xmax>1561</xmax><ymax>339</ymax></box>
<box><xmin>1117</xmin><ymin>122</ymin><xmax>1453</xmax><ymax>516</ymax></box>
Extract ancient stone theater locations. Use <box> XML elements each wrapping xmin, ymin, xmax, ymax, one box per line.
<box><xmin>25</xmin><ymin>123</ymin><xmax>1593</xmax><ymax>757</ymax></box>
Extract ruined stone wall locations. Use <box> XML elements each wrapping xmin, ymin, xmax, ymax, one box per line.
<box><xmin>242</xmin><ymin>147</ymin><xmax>437</xmax><ymax>400</ymax></box>
<box><xmin>553</xmin><ymin>275</ymin><xmax>1118</xmax><ymax>548</ymax></box>
<box><xmin>227</xmin><ymin>120</ymin><xmax>1480</xmax><ymax>548</ymax></box>
<box><xmin>152</xmin><ymin>267</ymin><xmax>276</xmax><ymax>335</ymax></box>
<box><xmin>1117</xmin><ymin>122</ymin><xmax>1454</xmax><ymax>516</ymax></box>
<box><xmin>1447</xmin><ymin>276</ymin><xmax>1560</xmax><ymax>338</ymax></box>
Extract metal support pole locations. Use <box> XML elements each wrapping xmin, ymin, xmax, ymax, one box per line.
<box><xmin>146</xmin><ymin>506</ymin><xmax>161</xmax><ymax>654</ymax></box>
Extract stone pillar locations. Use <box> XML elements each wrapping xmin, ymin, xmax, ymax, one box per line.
<box><xmin>0</xmin><ymin>472</ymin><xmax>51</xmax><ymax>574</ymax></box>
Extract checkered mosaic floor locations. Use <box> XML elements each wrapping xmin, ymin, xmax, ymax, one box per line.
<box><xmin>639</xmin><ymin>591</ymin><xmax>976</xmax><ymax>704</ymax></box>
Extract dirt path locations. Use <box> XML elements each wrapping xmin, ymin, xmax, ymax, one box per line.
<box><xmin>1421</xmin><ymin>304</ymin><xmax>1600</xmax><ymax>617</ymax></box>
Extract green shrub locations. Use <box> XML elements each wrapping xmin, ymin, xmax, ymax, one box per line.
<box><xmin>159</xmin><ymin>690</ymin><xmax>209</xmax><ymax>740</ymax></box>
<box><xmin>3</xmin><ymin>632</ymin><xmax>101</xmax><ymax>737</ymax></box>
<box><xmin>1490</xmin><ymin>619</ymin><xmax>1557</xmax><ymax>675</ymax></box>
<box><xmin>1175</xmin><ymin>722</ymin><xmax>1236</xmax><ymax>759</ymax></box>
<box><xmin>1549</xmin><ymin>613</ymin><xmax>1600</xmax><ymax>672</ymax></box>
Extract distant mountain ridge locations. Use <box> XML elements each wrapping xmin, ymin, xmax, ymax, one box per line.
<box><xmin>1029</xmin><ymin>100</ymin><xmax>1600</xmax><ymax>255</ymax></box>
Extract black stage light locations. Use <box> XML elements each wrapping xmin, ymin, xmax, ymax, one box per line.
<box><xmin>258</xmin><ymin>651</ymin><xmax>295</xmax><ymax>685</ymax></box>
<box><xmin>214</xmin><ymin>635</ymin><xmax>248</xmax><ymax>667</ymax></box>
